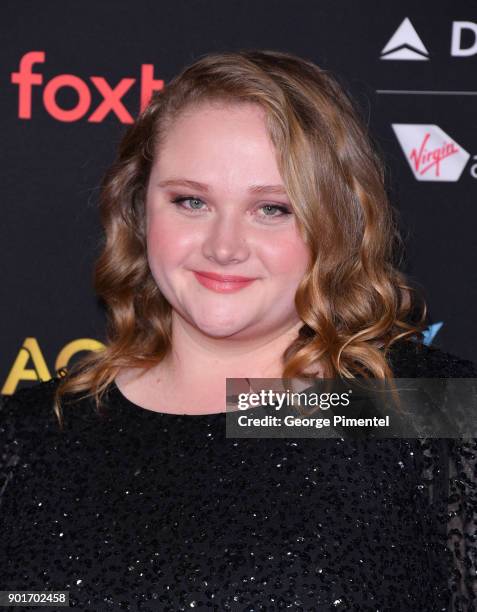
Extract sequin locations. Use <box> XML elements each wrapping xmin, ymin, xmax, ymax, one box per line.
<box><xmin>0</xmin><ymin>340</ymin><xmax>476</xmax><ymax>610</ymax></box>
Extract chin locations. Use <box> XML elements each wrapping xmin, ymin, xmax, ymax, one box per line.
<box><xmin>192</xmin><ymin>314</ymin><xmax>256</xmax><ymax>337</ymax></box>
<box><xmin>195</xmin><ymin>323</ymin><xmax>245</xmax><ymax>338</ymax></box>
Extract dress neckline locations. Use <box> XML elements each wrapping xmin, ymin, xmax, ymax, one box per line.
<box><xmin>110</xmin><ymin>380</ymin><xmax>227</xmax><ymax>418</ymax></box>
<box><xmin>107</xmin><ymin>340</ymin><xmax>419</xmax><ymax>419</ymax></box>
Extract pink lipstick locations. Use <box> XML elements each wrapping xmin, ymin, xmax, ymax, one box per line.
<box><xmin>193</xmin><ymin>270</ymin><xmax>257</xmax><ymax>293</ymax></box>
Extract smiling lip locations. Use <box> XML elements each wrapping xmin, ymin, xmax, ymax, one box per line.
<box><xmin>194</xmin><ymin>270</ymin><xmax>256</xmax><ymax>282</ymax></box>
<box><xmin>193</xmin><ymin>270</ymin><xmax>257</xmax><ymax>293</ymax></box>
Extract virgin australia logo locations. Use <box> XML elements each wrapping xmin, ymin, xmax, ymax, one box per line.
<box><xmin>381</xmin><ymin>17</ymin><xmax>429</xmax><ymax>60</ymax></box>
<box><xmin>392</xmin><ymin>124</ymin><xmax>470</xmax><ymax>181</ymax></box>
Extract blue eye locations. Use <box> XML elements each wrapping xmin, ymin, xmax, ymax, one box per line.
<box><xmin>259</xmin><ymin>204</ymin><xmax>292</xmax><ymax>218</ymax></box>
<box><xmin>171</xmin><ymin>196</ymin><xmax>205</xmax><ymax>212</ymax></box>
<box><xmin>170</xmin><ymin>196</ymin><xmax>292</xmax><ymax>220</ymax></box>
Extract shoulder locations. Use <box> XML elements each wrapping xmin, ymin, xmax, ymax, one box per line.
<box><xmin>0</xmin><ymin>378</ymin><xmax>65</xmax><ymax>486</ymax></box>
<box><xmin>385</xmin><ymin>338</ymin><xmax>477</xmax><ymax>378</ymax></box>
<box><xmin>0</xmin><ymin>377</ymin><xmax>115</xmax><ymax>468</ymax></box>
<box><xmin>0</xmin><ymin>378</ymin><xmax>61</xmax><ymax>432</ymax></box>
<box><xmin>0</xmin><ymin>376</ymin><xmax>103</xmax><ymax>439</ymax></box>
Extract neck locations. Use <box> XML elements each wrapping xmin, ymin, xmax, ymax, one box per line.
<box><xmin>115</xmin><ymin>314</ymin><xmax>310</xmax><ymax>415</ymax></box>
<box><xmin>159</xmin><ymin>313</ymin><xmax>304</xmax><ymax>388</ymax></box>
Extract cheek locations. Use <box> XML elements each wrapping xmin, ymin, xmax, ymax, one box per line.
<box><xmin>261</xmin><ymin>233</ymin><xmax>310</xmax><ymax>279</ymax></box>
<box><xmin>146</xmin><ymin>213</ymin><xmax>194</xmax><ymax>267</ymax></box>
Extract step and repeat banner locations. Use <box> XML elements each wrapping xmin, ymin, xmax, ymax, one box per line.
<box><xmin>2</xmin><ymin>0</ymin><xmax>476</xmax><ymax>394</ymax></box>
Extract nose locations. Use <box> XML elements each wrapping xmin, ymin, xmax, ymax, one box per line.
<box><xmin>201</xmin><ymin>212</ymin><xmax>250</xmax><ymax>265</ymax></box>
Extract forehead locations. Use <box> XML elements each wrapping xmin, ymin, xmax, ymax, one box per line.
<box><xmin>153</xmin><ymin>101</ymin><xmax>281</xmax><ymax>183</ymax></box>
<box><xmin>159</xmin><ymin>101</ymin><xmax>270</xmax><ymax>149</ymax></box>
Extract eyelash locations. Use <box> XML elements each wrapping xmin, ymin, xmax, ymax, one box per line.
<box><xmin>170</xmin><ymin>196</ymin><xmax>292</xmax><ymax>220</ymax></box>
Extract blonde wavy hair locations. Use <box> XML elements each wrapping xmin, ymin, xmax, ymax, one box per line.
<box><xmin>53</xmin><ymin>49</ymin><xmax>427</xmax><ymax>425</ymax></box>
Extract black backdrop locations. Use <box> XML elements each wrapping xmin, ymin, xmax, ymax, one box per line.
<box><xmin>2</xmin><ymin>0</ymin><xmax>476</xmax><ymax>395</ymax></box>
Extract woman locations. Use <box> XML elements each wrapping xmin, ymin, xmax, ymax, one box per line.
<box><xmin>1</xmin><ymin>50</ymin><xmax>476</xmax><ymax>610</ymax></box>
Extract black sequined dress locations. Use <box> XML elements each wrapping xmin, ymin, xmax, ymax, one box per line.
<box><xmin>0</xmin><ymin>340</ymin><xmax>476</xmax><ymax>611</ymax></box>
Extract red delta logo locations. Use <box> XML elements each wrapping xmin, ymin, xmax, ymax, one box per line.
<box><xmin>392</xmin><ymin>124</ymin><xmax>471</xmax><ymax>182</ymax></box>
<box><xmin>10</xmin><ymin>51</ymin><xmax>164</xmax><ymax>123</ymax></box>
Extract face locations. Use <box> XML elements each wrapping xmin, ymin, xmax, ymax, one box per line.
<box><xmin>145</xmin><ymin>101</ymin><xmax>310</xmax><ymax>341</ymax></box>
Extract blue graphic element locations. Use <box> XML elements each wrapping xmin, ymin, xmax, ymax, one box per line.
<box><xmin>422</xmin><ymin>322</ymin><xmax>443</xmax><ymax>346</ymax></box>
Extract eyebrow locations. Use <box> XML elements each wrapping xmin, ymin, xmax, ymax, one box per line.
<box><xmin>157</xmin><ymin>178</ymin><xmax>288</xmax><ymax>195</ymax></box>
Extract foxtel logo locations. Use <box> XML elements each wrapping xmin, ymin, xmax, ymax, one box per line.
<box><xmin>10</xmin><ymin>51</ymin><xmax>164</xmax><ymax>123</ymax></box>
<box><xmin>392</xmin><ymin>125</ymin><xmax>470</xmax><ymax>182</ymax></box>
<box><xmin>381</xmin><ymin>17</ymin><xmax>477</xmax><ymax>60</ymax></box>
